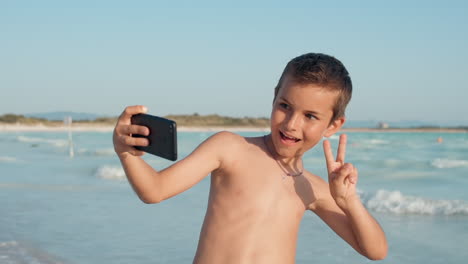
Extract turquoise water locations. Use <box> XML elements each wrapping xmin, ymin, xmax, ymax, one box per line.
<box><xmin>1</xmin><ymin>131</ymin><xmax>468</xmax><ymax>263</ymax></box>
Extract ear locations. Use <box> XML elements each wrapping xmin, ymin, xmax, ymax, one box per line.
<box><xmin>324</xmin><ymin>117</ymin><xmax>345</xmax><ymax>137</ymax></box>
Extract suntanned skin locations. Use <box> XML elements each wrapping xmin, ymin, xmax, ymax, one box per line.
<box><xmin>113</xmin><ymin>77</ymin><xmax>388</xmax><ymax>263</ymax></box>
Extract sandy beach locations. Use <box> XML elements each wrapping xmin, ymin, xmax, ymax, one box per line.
<box><xmin>0</xmin><ymin>123</ymin><xmax>467</xmax><ymax>133</ymax></box>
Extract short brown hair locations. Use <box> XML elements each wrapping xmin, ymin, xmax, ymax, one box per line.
<box><xmin>274</xmin><ymin>53</ymin><xmax>352</xmax><ymax>122</ymax></box>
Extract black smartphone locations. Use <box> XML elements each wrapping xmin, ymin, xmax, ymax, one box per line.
<box><xmin>130</xmin><ymin>114</ymin><xmax>177</xmax><ymax>161</ymax></box>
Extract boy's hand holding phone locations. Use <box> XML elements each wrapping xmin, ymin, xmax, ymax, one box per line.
<box><xmin>130</xmin><ymin>113</ymin><xmax>177</xmax><ymax>161</ymax></box>
<box><xmin>113</xmin><ymin>105</ymin><xmax>150</xmax><ymax>158</ymax></box>
<box><xmin>113</xmin><ymin>105</ymin><xmax>178</xmax><ymax>161</ymax></box>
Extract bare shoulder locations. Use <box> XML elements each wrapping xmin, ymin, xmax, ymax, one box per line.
<box><xmin>208</xmin><ymin>130</ymin><xmax>244</xmax><ymax>142</ymax></box>
<box><xmin>202</xmin><ymin>131</ymin><xmax>249</xmax><ymax>167</ymax></box>
<box><xmin>204</xmin><ymin>131</ymin><xmax>246</xmax><ymax>151</ymax></box>
<box><xmin>165</xmin><ymin>131</ymin><xmax>246</xmax><ymax>178</ymax></box>
<box><xmin>302</xmin><ymin>171</ymin><xmax>333</xmax><ymax>212</ymax></box>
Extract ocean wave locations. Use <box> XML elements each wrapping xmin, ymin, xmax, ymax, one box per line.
<box><xmin>351</xmin><ymin>139</ymin><xmax>390</xmax><ymax>149</ymax></box>
<box><xmin>365</xmin><ymin>139</ymin><xmax>389</xmax><ymax>145</ymax></box>
<box><xmin>324</xmin><ymin>135</ymin><xmax>339</xmax><ymax>140</ymax></box>
<box><xmin>0</xmin><ymin>156</ymin><xmax>19</xmax><ymax>163</ymax></box>
<box><xmin>431</xmin><ymin>158</ymin><xmax>468</xmax><ymax>169</ymax></box>
<box><xmin>362</xmin><ymin>190</ymin><xmax>468</xmax><ymax>216</ymax></box>
<box><xmin>16</xmin><ymin>136</ymin><xmax>68</xmax><ymax>147</ymax></box>
<box><xmin>365</xmin><ymin>159</ymin><xmax>432</xmax><ymax>171</ymax></box>
<box><xmin>95</xmin><ymin>165</ymin><xmax>126</xmax><ymax>181</ymax></box>
<box><xmin>77</xmin><ymin>148</ymin><xmax>115</xmax><ymax>157</ymax></box>
<box><xmin>0</xmin><ymin>183</ymin><xmax>97</xmax><ymax>192</ymax></box>
<box><xmin>0</xmin><ymin>240</ymin><xmax>68</xmax><ymax>264</ymax></box>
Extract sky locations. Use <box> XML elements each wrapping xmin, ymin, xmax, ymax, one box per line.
<box><xmin>1</xmin><ymin>1</ymin><xmax>467</xmax><ymax>125</ymax></box>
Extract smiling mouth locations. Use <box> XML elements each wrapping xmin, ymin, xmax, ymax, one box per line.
<box><xmin>280</xmin><ymin>131</ymin><xmax>301</xmax><ymax>142</ymax></box>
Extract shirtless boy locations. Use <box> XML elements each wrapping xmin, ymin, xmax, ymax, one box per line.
<box><xmin>113</xmin><ymin>53</ymin><xmax>388</xmax><ymax>263</ymax></box>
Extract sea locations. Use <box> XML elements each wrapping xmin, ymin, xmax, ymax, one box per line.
<box><xmin>1</xmin><ymin>130</ymin><xmax>468</xmax><ymax>264</ymax></box>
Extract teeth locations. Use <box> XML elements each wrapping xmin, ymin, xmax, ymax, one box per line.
<box><xmin>281</xmin><ymin>132</ymin><xmax>299</xmax><ymax>141</ymax></box>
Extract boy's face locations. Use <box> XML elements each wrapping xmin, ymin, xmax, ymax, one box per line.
<box><xmin>270</xmin><ymin>76</ymin><xmax>345</xmax><ymax>159</ymax></box>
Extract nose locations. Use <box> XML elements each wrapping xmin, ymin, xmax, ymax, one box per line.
<box><xmin>284</xmin><ymin>112</ymin><xmax>301</xmax><ymax>131</ymax></box>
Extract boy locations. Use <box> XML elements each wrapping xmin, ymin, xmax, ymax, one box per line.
<box><xmin>113</xmin><ymin>53</ymin><xmax>388</xmax><ymax>263</ymax></box>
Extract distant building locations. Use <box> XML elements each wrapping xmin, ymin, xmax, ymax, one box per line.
<box><xmin>378</xmin><ymin>122</ymin><xmax>389</xmax><ymax>129</ymax></box>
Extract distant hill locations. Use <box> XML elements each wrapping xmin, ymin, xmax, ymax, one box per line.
<box><xmin>2</xmin><ymin>112</ymin><xmax>465</xmax><ymax>129</ymax></box>
<box><xmin>25</xmin><ymin>111</ymin><xmax>107</xmax><ymax>121</ymax></box>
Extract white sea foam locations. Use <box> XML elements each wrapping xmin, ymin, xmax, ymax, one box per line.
<box><xmin>0</xmin><ymin>240</ymin><xmax>67</xmax><ymax>264</ymax></box>
<box><xmin>93</xmin><ymin>148</ymin><xmax>115</xmax><ymax>156</ymax></box>
<box><xmin>77</xmin><ymin>148</ymin><xmax>115</xmax><ymax>157</ymax></box>
<box><xmin>95</xmin><ymin>165</ymin><xmax>126</xmax><ymax>180</ymax></box>
<box><xmin>362</xmin><ymin>189</ymin><xmax>468</xmax><ymax>216</ymax></box>
<box><xmin>0</xmin><ymin>156</ymin><xmax>19</xmax><ymax>163</ymax></box>
<box><xmin>366</xmin><ymin>139</ymin><xmax>389</xmax><ymax>145</ymax></box>
<box><xmin>350</xmin><ymin>138</ymin><xmax>391</xmax><ymax>150</ymax></box>
<box><xmin>431</xmin><ymin>158</ymin><xmax>468</xmax><ymax>169</ymax></box>
<box><xmin>324</xmin><ymin>135</ymin><xmax>339</xmax><ymax>140</ymax></box>
<box><xmin>0</xmin><ymin>241</ymin><xmax>18</xmax><ymax>247</ymax></box>
<box><xmin>16</xmin><ymin>136</ymin><xmax>68</xmax><ymax>147</ymax></box>
<box><xmin>382</xmin><ymin>159</ymin><xmax>404</xmax><ymax>167</ymax></box>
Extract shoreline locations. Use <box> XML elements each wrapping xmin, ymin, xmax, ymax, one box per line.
<box><xmin>0</xmin><ymin>123</ymin><xmax>269</xmax><ymax>132</ymax></box>
<box><xmin>0</xmin><ymin>123</ymin><xmax>467</xmax><ymax>133</ymax></box>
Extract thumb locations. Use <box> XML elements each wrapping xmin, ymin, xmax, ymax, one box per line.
<box><xmin>335</xmin><ymin>163</ymin><xmax>353</xmax><ymax>184</ymax></box>
<box><xmin>348</xmin><ymin>167</ymin><xmax>358</xmax><ymax>184</ymax></box>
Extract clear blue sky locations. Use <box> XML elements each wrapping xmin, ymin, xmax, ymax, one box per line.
<box><xmin>1</xmin><ymin>1</ymin><xmax>467</xmax><ymax>125</ymax></box>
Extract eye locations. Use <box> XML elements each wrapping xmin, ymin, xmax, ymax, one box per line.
<box><xmin>279</xmin><ymin>103</ymin><xmax>289</xmax><ymax>110</ymax></box>
<box><xmin>305</xmin><ymin>113</ymin><xmax>317</xmax><ymax>120</ymax></box>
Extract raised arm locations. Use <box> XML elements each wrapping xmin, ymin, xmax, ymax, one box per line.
<box><xmin>311</xmin><ymin>134</ymin><xmax>388</xmax><ymax>260</ymax></box>
<box><xmin>113</xmin><ymin>105</ymin><xmax>226</xmax><ymax>204</ymax></box>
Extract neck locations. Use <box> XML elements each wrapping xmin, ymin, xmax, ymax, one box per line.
<box><xmin>263</xmin><ymin>134</ymin><xmax>304</xmax><ymax>174</ymax></box>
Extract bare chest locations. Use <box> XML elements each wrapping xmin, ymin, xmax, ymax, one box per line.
<box><xmin>210</xmin><ymin>156</ymin><xmax>315</xmax><ymax>222</ymax></box>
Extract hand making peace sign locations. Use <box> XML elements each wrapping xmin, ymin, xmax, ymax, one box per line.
<box><xmin>323</xmin><ymin>134</ymin><xmax>359</xmax><ymax>211</ymax></box>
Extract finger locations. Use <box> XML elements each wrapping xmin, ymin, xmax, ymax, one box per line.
<box><xmin>335</xmin><ymin>163</ymin><xmax>353</xmax><ymax>185</ymax></box>
<box><xmin>130</xmin><ymin>149</ymin><xmax>146</xmax><ymax>156</ymax></box>
<box><xmin>336</xmin><ymin>134</ymin><xmax>347</xmax><ymax>164</ymax></box>
<box><xmin>119</xmin><ymin>105</ymin><xmax>148</xmax><ymax>122</ymax></box>
<box><xmin>121</xmin><ymin>135</ymin><xmax>149</xmax><ymax>147</ymax></box>
<box><xmin>117</xmin><ymin>124</ymin><xmax>150</xmax><ymax>136</ymax></box>
<box><xmin>323</xmin><ymin>139</ymin><xmax>335</xmax><ymax>170</ymax></box>
<box><xmin>348</xmin><ymin>167</ymin><xmax>358</xmax><ymax>184</ymax></box>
